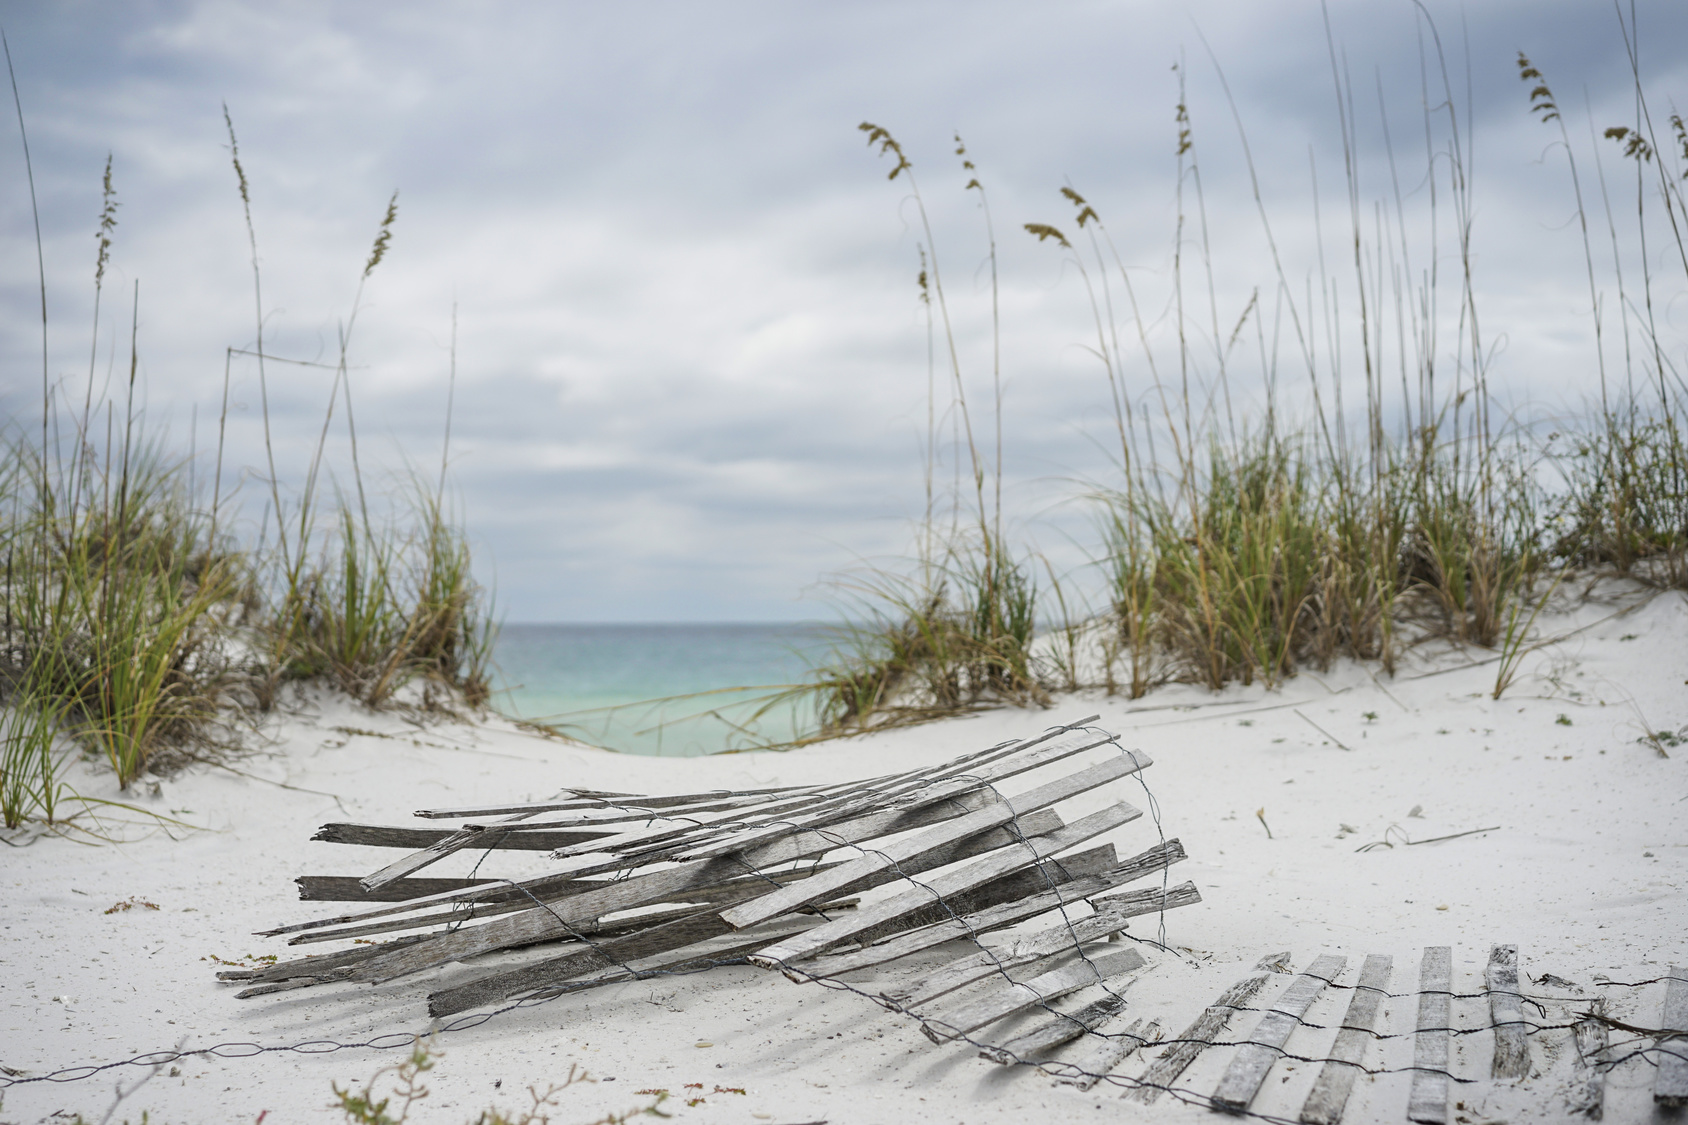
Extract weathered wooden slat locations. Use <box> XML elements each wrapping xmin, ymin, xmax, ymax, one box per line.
<box><xmin>313</xmin><ymin>823</ymin><xmax>619</xmax><ymax>851</ymax></box>
<box><xmin>264</xmin><ymin>786</ymin><xmax>1004</xmax><ymax>938</ymax></box>
<box><xmin>220</xmin><ymin>934</ymin><xmax>433</xmax><ymax>983</ymax></box>
<box><xmin>1486</xmin><ymin>944</ymin><xmax>1530</xmax><ymax>1080</ymax></box>
<box><xmin>792</xmin><ymin>844</ymin><xmax>1143</xmax><ymax>981</ymax></box>
<box><xmin>834</xmin><ymin>845</ymin><xmax>1118</xmax><ymax>954</ymax></box>
<box><xmin>1567</xmin><ymin>996</ymin><xmax>1608</xmax><ymax>1120</ymax></box>
<box><xmin>723</xmin><ymin>752</ymin><xmax>1149</xmax><ymax>931</ymax></box>
<box><xmin>1211</xmin><ymin>953</ymin><xmax>1346</xmax><ymax>1112</ymax></box>
<box><xmin>1407</xmin><ymin>946</ymin><xmax>1453</xmax><ymax>1125</ymax></box>
<box><xmin>979</xmin><ymin>969</ymin><xmax>1147</xmax><ymax>1064</ymax></box>
<box><xmin>297</xmin><ymin>875</ymin><xmax>503</xmax><ymax>902</ymax></box>
<box><xmin>886</xmin><ymin>910</ymin><xmax>1138</xmax><ymax>1010</ymax></box>
<box><xmin>676</xmin><ymin>725</ymin><xmax>1124</xmax><ymax>864</ymax></box>
<box><xmin>883</xmin><ymin>891</ymin><xmax>1173</xmax><ymax>1010</ymax></box>
<box><xmin>1659</xmin><ymin>965</ymin><xmax>1688</xmax><ymax>1108</ymax></box>
<box><xmin>917</xmin><ymin>947</ymin><xmax>1144</xmax><ymax>1044</ymax></box>
<box><xmin>746</xmin><ymin>802</ymin><xmax>1142</xmax><ymax>967</ymax></box>
<box><xmin>1053</xmin><ymin>1016</ymin><xmax>1162</xmax><ymax>1091</ymax></box>
<box><xmin>288</xmin><ymin>880</ymin><xmax>803</xmax><ymax>947</ymax></box>
<box><xmin>360</xmin><ymin>808</ymin><xmax>541</xmax><ymax>891</ymax></box>
<box><xmin>1298</xmin><ymin>953</ymin><xmax>1393</xmax><ymax>1125</ymax></box>
<box><xmin>345</xmin><ymin>808</ymin><xmax>1067</xmax><ymax>990</ymax></box>
<box><xmin>1123</xmin><ymin>952</ymin><xmax>1287</xmax><ymax>1104</ymax></box>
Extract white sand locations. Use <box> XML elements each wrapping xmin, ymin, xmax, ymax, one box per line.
<box><xmin>2</xmin><ymin>583</ymin><xmax>1684</xmax><ymax>1125</ymax></box>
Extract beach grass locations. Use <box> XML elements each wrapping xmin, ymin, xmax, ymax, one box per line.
<box><xmin>793</xmin><ymin>21</ymin><xmax>1687</xmax><ymax>739</ymax></box>
<box><xmin>0</xmin><ymin>105</ymin><xmax>491</xmax><ymax>826</ymax></box>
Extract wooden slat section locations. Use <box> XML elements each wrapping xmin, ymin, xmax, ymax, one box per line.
<box><xmin>839</xmin><ymin>846</ymin><xmax>1119</xmax><ymax>951</ymax></box>
<box><xmin>883</xmin><ymin>888</ymin><xmax>1192</xmax><ymax>1010</ymax></box>
<box><xmin>746</xmin><ymin>802</ymin><xmax>1141</xmax><ymax>967</ymax></box>
<box><xmin>1298</xmin><ymin>953</ymin><xmax>1393</xmax><ymax>1125</ymax></box>
<box><xmin>884</xmin><ymin>906</ymin><xmax>1137</xmax><ymax>1009</ymax></box>
<box><xmin>1659</xmin><ymin>965</ymin><xmax>1688</xmax><ymax>1108</ymax></box>
<box><xmin>399</xmin><ymin>810</ymin><xmax>1064</xmax><ymax>1005</ymax></box>
<box><xmin>1486</xmin><ymin>944</ymin><xmax>1530</xmax><ymax>1080</ymax></box>
<box><xmin>296</xmin><ymin>875</ymin><xmax>502</xmax><ymax>902</ymax></box>
<box><xmin>313</xmin><ymin>823</ymin><xmax>617</xmax><ymax>851</ymax></box>
<box><xmin>1053</xmin><ymin>1016</ymin><xmax>1162</xmax><ymax>1091</ymax></box>
<box><xmin>721</xmin><ymin>750</ymin><xmax>1148</xmax><ymax>930</ymax></box>
<box><xmin>1212</xmin><ymin>953</ymin><xmax>1347</xmax><ymax>1112</ymax></box>
<box><xmin>1407</xmin><ymin>946</ymin><xmax>1453</xmax><ymax>1125</ymax></box>
<box><xmin>979</xmin><ymin>971</ymin><xmax>1147</xmax><ymax>1064</ymax></box>
<box><xmin>792</xmin><ymin>842</ymin><xmax>1162</xmax><ymax>980</ymax></box>
<box><xmin>265</xmin><ymin>786</ymin><xmax>1004</xmax><ymax>938</ymax></box>
<box><xmin>1123</xmin><ymin>952</ymin><xmax>1287</xmax><ymax>1104</ymax></box>
<box><xmin>677</xmin><ymin>725</ymin><xmax>1125</xmax><ymax>863</ymax></box>
<box><xmin>916</xmin><ymin>947</ymin><xmax>1145</xmax><ymax>1044</ymax></box>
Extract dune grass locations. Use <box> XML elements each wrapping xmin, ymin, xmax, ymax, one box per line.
<box><xmin>0</xmin><ymin>107</ymin><xmax>491</xmax><ymax>829</ymax></box>
<box><xmin>794</xmin><ymin>20</ymin><xmax>1687</xmax><ymax>739</ymax></box>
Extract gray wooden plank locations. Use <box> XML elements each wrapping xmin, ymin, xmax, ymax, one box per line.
<box><xmin>1568</xmin><ymin>996</ymin><xmax>1608</xmax><ymax>1121</ymax></box>
<box><xmin>1486</xmin><ymin>944</ymin><xmax>1531</xmax><ymax>1080</ymax></box>
<box><xmin>359</xmin><ymin>809</ymin><xmax>540</xmax><ymax>890</ymax></box>
<box><xmin>677</xmin><ymin>726</ymin><xmax>1128</xmax><ymax>864</ymax></box>
<box><xmin>883</xmin><ymin>885</ymin><xmax>1196</xmax><ymax>1010</ymax></box>
<box><xmin>746</xmin><ymin>802</ymin><xmax>1141</xmax><ymax>967</ymax></box>
<box><xmin>722</xmin><ymin>755</ymin><xmax>1148</xmax><ymax>930</ymax></box>
<box><xmin>555</xmin><ymin>720</ymin><xmax>1111</xmax><ymax>868</ymax></box>
<box><xmin>978</xmin><ymin>987</ymin><xmax>1135</xmax><ymax>1065</ymax></box>
<box><xmin>296</xmin><ymin>875</ymin><xmax>503</xmax><ymax>902</ymax></box>
<box><xmin>406</xmin><ymin>811</ymin><xmax>1064</xmax><ymax>1008</ymax></box>
<box><xmin>312</xmin><ymin>823</ymin><xmax>616</xmax><ymax>851</ymax></box>
<box><xmin>893</xmin><ymin>924</ymin><xmax>1144</xmax><ymax>1014</ymax></box>
<box><xmin>917</xmin><ymin>947</ymin><xmax>1145</xmax><ymax>1044</ymax></box>
<box><xmin>1658</xmin><ymin>965</ymin><xmax>1688</xmax><ymax>1107</ymax></box>
<box><xmin>791</xmin><ymin>842</ymin><xmax>1172</xmax><ymax>981</ymax></box>
<box><xmin>263</xmin><ymin>785</ymin><xmax>1004</xmax><ymax>939</ymax></box>
<box><xmin>1053</xmin><ymin>1016</ymin><xmax>1163</xmax><ymax>1091</ymax></box>
<box><xmin>1298</xmin><ymin>953</ymin><xmax>1393</xmax><ymax>1125</ymax></box>
<box><xmin>1211</xmin><ymin>953</ymin><xmax>1347</xmax><ymax>1112</ymax></box>
<box><xmin>1123</xmin><ymin>952</ymin><xmax>1289</xmax><ymax>1104</ymax></box>
<box><xmin>1407</xmin><ymin>946</ymin><xmax>1453</xmax><ymax>1125</ymax></box>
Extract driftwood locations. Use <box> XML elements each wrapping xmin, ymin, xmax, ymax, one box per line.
<box><xmin>1407</xmin><ymin>946</ymin><xmax>1453</xmax><ymax>1125</ymax></box>
<box><xmin>1298</xmin><ymin>953</ymin><xmax>1393</xmax><ymax>1125</ymax></box>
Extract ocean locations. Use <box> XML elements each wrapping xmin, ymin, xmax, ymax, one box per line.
<box><xmin>488</xmin><ymin>622</ymin><xmax>836</xmax><ymax>756</ymax></box>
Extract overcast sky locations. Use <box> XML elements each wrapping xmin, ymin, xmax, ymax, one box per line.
<box><xmin>3</xmin><ymin>1</ymin><xmax>1685</xmax><ymax>622</ymax></box>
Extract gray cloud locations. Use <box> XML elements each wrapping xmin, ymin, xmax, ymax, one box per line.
<box><xmin>3</xmin><ymin>0</ymin><xmax>1685</xmax><ymax>620</ymax></box>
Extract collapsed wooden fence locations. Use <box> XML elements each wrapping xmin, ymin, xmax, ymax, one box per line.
<box><xmin>221</xmin><ymin>716</ymin><xmax>1198</xmax><ymax>1036</ymax></box>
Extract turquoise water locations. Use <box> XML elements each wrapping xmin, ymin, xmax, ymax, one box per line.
<box><xmin>489</xmin><ymin>623</ymin><xmax>835</xmax><ymax>756</ymax></box>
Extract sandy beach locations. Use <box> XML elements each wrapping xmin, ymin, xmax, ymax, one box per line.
<box><xmin>2</xmin><ymin>581</ymin><xmax>1684</xmax><ymax>1125</ymax></box>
